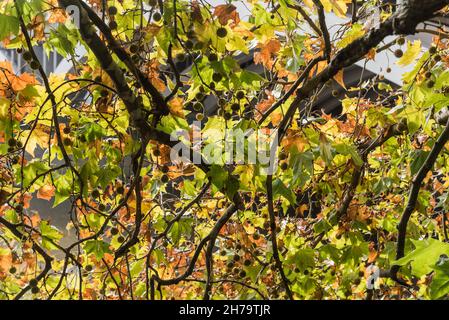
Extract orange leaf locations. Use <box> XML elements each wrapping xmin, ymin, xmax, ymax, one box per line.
<box><xmin>37</xmin><ymin>185</ymin><xmax>55</xmax><ymax>201</ymax></box>
<box><xmin>254</xmin><ymin>39</ymin><xmax>281</xmax><ymax>69</ymax></box>
<box><xmin>168</xmin><ymin>97</ymin><xmax>185</xmax><ymax>118</ymax></box>
<box><xmin>334</xmin><ymin>69</ymin><xmax>346</xmax><ymax>90</ymax></box>
<box><xmin>214</xmin><ymin>4</ymin><xmax>240</xmax><ymax>26</ymax></box>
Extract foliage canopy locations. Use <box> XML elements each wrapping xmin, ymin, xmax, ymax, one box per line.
<box><xmin>1</xmin><ymin>0</ymin><xmax>449</xmax><ymax>300</ymax></box>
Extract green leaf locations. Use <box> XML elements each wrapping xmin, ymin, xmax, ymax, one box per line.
<box><xmin>83</xmin><ymin>240</ymin><xmax>111</xmax><ymax>259</ymax></box>
<box><xmin>39</xmin><ymin>221</ymin><xmax>63</xmax><ymax>249</ymax></box>
<box><xmin>429</xmin><ymin>255</ymin><xmax>449</xmax><ymax>299</ymax></box>
<box><xmin>0</xmin><ymin>14</ymin><xmax>19</xmax><ymax>40</ymax></box>
<box><xmin>394</xmin><ymin>239</ymin><xmax>449</xmax><ymax>277</ymax></box>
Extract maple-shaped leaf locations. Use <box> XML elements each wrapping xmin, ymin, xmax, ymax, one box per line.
<box><xmin>254</xmin><ymin>39</ymin><xmax>281</xmax><ymax>69</ymax></box>
<box><xmin>37</xmin><ymin>185</ymin><xmax>55</xmax><ymax>201</ymax></box>
<box><xmin>213</xmin><ymin>4</ymin><xmax>240</xmax><ymax>26</ymax></box>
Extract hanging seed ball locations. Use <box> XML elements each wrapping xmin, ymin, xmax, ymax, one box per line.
<box><xmin>280</xmin><ymin>162</ymin><xmax>288</xmax><ymax>171</ymax></box>
<box><xmin>153</xmin><ymin>12</ymin><xmax>162</xmax><ymax>22</ymax></box>
<box><xmin>108</xmin><ymin>6</ymin><xmax>117</xmax><ymax>16</ymax></box>
<box><xmin>29</xmin><ymin>279</ymin><xmax>38</xmax><ymax>287</ymax></box>
<box><xmin>216</xmin><ymin>27</ymin><xmax>227</xmax><ymax>38</ymax></box>
<box><xmin>31</xmin><ymin>287</ymin><xmax>40</xmax><ymax>294</ymax></box>
<box><xmin>30</xmin><ymin>60</ymin><xmax>40</xmax><ymax>70</ymax></box>
<box><xmin>161</xmin><ymin>174</ymin><xmax>169</xmax><ymax>183</ymax></box>
<box><xmin>231</xmin><ymin>103</ymin><xmax>240</xmax><ymax>111</ymax></box>
<box><xmin>425</xmin><ymin>71</ymin><xmax>432</xmax><ymax>79</ymax></box>
<box><xmin>427</xmin><ymin>80</ymin><xmax>435</xmax><ymax>88</ymax></box>
<box><xmin>236</xmin><ymin>90</ymin><xmax>245</xmax><ymax>100</ymax></box>
<box><xmin>195</xmin><ymin>113</ymin><xmax>204</xmax><ymax>121</ymax></box>
<box><xmin>111</xmin><ymin>227</ymin><xmax>119</xmax><ymax>236</ymax></box>
<box><xmin>185</xmin><ymin>39</ymin><xmax>194</xmax><ymax>49</ymax></box>
<box><xmin>130</xmin><ymin>44</ymin><xmax>139</xmax><ymax>54</ymax></box>
<box><xmin>332</xmin><ymin>90</ymin><xmax>339</xmax><ymax>97</ymax></box>
<box><xmin>396</xmin><ymin>37</ymin><xmax>405</xmax><ymax>45</ymax></box>
<box><xmin>23</xmin><ymin>51</ymin><xmax>32</xmax><ymax>61</ymax></box>
<box><xmin>434</xmin><ymin>54</ymin><xmax>442</xmax><ymax>62</ymax></box>
<box><xmin>63</xmin><ymin>127</ymin><xmax>71</xmax><ymax>134</ymax></box>
<box><xmin>208</xmin><ymin>52</ymin><xmax>218</xmax><ymax>62</ymax></box>
<box><xmin>429</xmin><ymin>46</ymin><xmax>437</xmax><ymax>55</ymax></box>
<box><xmin>109</xmin><ymin>20</ymin><xmax>118</xmax><ymax>30</ymax></box>
<box><xmin>394</xmin><ymin>49</ymin><xmax>403</xmax><ymax>58</ymax></box>
<box><xmin>9</xmin><ymin>266</ymin><xmax>17</xmax><ymax>274</ymax></box>
<box><xmin>193</xmin><ymin>102</ymin><xmax>203</xmax><ymax>112</ymax></box>
<box><xmin>85</xmin><ymin>264</ymin><xmax>93</xmax><ymax>272</ymax></box>
<box><xmin>386</xmin><ymin>67</ymin><xmax>392</xmax><ymax>73</ymax></box>
<box><xmin>213</xmin><ymin>72</ymin><xmax>223</xmax><ymax>82</ymax></box>
<box><xmin>117</xmin><ymin>235</ymin><xmax>125</xmax><ymax>243</ymax></box>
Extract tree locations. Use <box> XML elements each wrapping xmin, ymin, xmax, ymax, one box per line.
<box><xmin>1</xmin><ymin>0</ymin><xmax>449</xmax><ymax>300</ymax></box>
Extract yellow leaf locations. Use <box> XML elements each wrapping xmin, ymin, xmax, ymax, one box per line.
<box><xmin>397</xmin><ymin>40</ymin><xmax>422</xmax><ymax>66</ymax></box>
<box><xmin>337</xmin><ymin>24</ymin><xmax>365</xmax><ymax>49</ymax></box>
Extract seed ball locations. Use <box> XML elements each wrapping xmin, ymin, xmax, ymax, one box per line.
<box><xmin>22</xmin><ymin>51</ymin><xmax>32</xmax><ymax>61</ymax></box>
<box><xmin>98</xmin><ymin>203</ymin><xmax>106</xmax><ymax>211</ymax></box>
<box><xmin>161</xmin><ymin>174</ymin><xmax>169</xmax><ymax>183</ymax></box>
<box><xmin>216</xmin><ymin>27</ymin><xmax>227</xmax><ymax>38</ymax></box>
<box><xmin>109</xmin><ymin>20</ymin><xmax>118</xmax><ymax>30</ymax></box>
<box><xmin>29</xmin><ymin>279</ymin><xmax>38</xmax><ymax>287</ymax></box>
<box><xmin>31</xmin><ymin>286</ymin><xmax>40</xmax><ymax>294</ymax></box>
<box><xmin>193</xmin><ymin>102</ymin><xmax>203</xmax><ymax>112</ymax></box>
<box><xmin>195</xmin><ymin>113</ymin><xmax>204</xmax><ymax>121</ymax></box>
<box><xmin>30</xmin><ymin>60</ymin><xmax>40</xmax><ymax>70</ymax></box>
<box><xmin>153</xmin><ymin>12</ymin><xmax>162</xmax><ymax>22</ymax></box>
<box><xmin>85</xmin><ymin>265</ymin><xmax>93</xmax><ymax>272</ymax></box>
<box><xmin>236</xmin><ymin>91</ymin><xmax>245</xmax><ymax>100</ymax></box>
<box><xmin>243</xmin><ymin>259</ymin><xmax>251</xmax><ymax>266</ymax></box>
<box><xmin>427</xmin><ymin>80</ymin><xmax>435</xmax><ymax>88</ymax></box>
<box><xmin>280</xmin><ymin>162</ymin><xmax>288</xmax><ymax>171</ymax></box>
<box><xmin>425</xmin><ymin>71</ymin><xmax>432</xmax><ymax>79</ymax></box>
<box><xmin>224</xmin><ymin>112</ymin><xmax>232</xmax><ymax>121</ymax></box>
<box><xmin>332</xmin><ymin>90</ymin><xmax>339</xmax><ymax>97</ymax></box>
<box><xmin>111</xmin><ymin>227</ymin><xmax>119</xmax><ymax>235</ymax></box>
<box><xmin>9</xmin><ymin>266</ymin><xmax>17</xmax><ymax>274</ymax></box>
<box><xmin>208</xmin><ymin>52</ymin><xmax>218</xmax><ymax>62</ymax></box>
<box><xmin>239</xmin><ymin>270</ymin><xmax>246</xmax><ymax>278</ymax></box>
<box><xmin>396</xmin><ymin>37</ymin><xmax>405</xmax><ymax>45</ymax></box>
<box><xmin>92</xmin><ymin>189</ymin><xmax>100</xmax><ymax>198</ymax></box>
<box><xmin>212</xmin><ymin>72</ymin><xmax>223</xmax><ymax>82</ymax></box>
<box><xmin>394</xmin><ymin>49</ymin><xmax>403</xmax><ymax>58</ymax></box>
<box><xmin>108</xmin><ymin>6</ymin><xmax>117</xmax><ymax>16</ymax></box>
<box><xmin>63</xmin><ymin>127</ymin><xmax>71</xmax><ymax>134</ymax></box>
<box><xmin>434</xmin><ymin>54</ymin><xmax>442</xmax><ymax>62</ymax></box>
<box><xmin>429</xmin><ymin>46</ymin><xmax>437</xmax><ymax>55</ymax></box>
<box><xmin>8</xmin><ymin>138</ymin><xmax>16</xmax><ymax>146</ymax></box>
<box><xmin>231</xmin><ymin>103</ymin><xmax>240</xmax><ymax>111</ymax></box>
<box><xmin>130</xmin><ymin>44</ymin><xmax>139</xmax><ymax>53</ymax></box>
<box><xmin>185</xmin><ymin>39</ymin><xmax>194</xmax><ymax>49</ymax></box>
<box><xmin>117</xmin><ymin>235</ymin><xmax>125</xmax><ymax>243</ymax></box>
<box><xmin>63</xmin><ymin>137</ymin><xmax>72</xmax><ymax>146</ymax></box>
